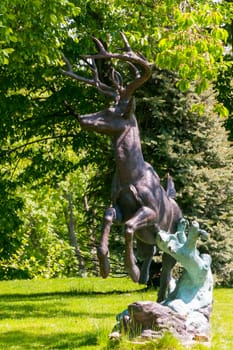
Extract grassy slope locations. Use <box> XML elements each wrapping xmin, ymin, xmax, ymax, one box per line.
<box><xmin>0</xmin><ymin>277</ymin><xmax>232</xmax><ymax>349</ymax></box>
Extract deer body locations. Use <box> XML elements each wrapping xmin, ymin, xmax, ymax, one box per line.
<box><xmin>79</xmin><ymin>103</ymin><xmax>182</xmax><ymax>300</ymax></box>
<box><xmin>62</xmin><ymin>34</ymin><xmax>182</xmax><ymax>301</ymax></box>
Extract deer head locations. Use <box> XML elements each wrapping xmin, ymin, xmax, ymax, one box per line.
<box><xmin>61</xmin><ymin>33</ymin><xmax>151</xmax><ymax>135</ymax></box>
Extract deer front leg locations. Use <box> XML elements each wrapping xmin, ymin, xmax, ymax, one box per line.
<box><xmin>97</xmin><ymin>206</ymin><xmax>120</xmax><ymax>278</ymax></box>
<box><xmin>124</xmin><ymin>206</ymin><xmax>157</xmax><ymax>283</ymax></box>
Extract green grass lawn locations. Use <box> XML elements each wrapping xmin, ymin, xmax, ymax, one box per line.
<box><xmin>0</xmin><ymin>277</ymin><xmax>232</xmax><ymax>349</ymax></box>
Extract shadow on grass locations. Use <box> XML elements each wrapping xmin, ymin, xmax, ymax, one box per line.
<box><xmin>0</xmin><ymin>288</ymin><xmax>147</xmax><ymax>320</ymax></box>
<box><xmin>0</xmin><ymin>287</ymin><xmax>151</xmax><ymax>323</ymax></box>
<box><xmin>0</xmin><ymin>330</ymin><xmax>99</xmax><ymax>349</ymax></box>
<box><xmin>0</xmin><ymin>287</ymin><xmax>147</xmax><ymax>300</ymax></box>
<box><xmin>0</xmin><ymin>299</ymin><xmax>116</xmax><ymax>320</ymax></box>
<box><xmin>0</xmin><ymin>287</ymin><xmax>151</xmax><ymax>349</ymax></box>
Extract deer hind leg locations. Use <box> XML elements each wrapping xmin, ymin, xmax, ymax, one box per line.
<box><xmin>136</xmin><ymin>240</ymin><xmax>155</xmax><ymax>284</ymax></box>
<box><xmin>97</xmin><ymin>206</ymin><xmax>121</xmax><ymax>278</ymax></box>
<box><xmin>124</xmin><ymin>206</ymin><xmax>157</xmax><ymax>283</ymax></box>
<box><xmin>157</xmin><ymin>252</ymin><xmax>176</xmax><ymax>302</ymax></box>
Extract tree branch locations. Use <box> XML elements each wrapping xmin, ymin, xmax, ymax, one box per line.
<box><xmin>1</xmin><ymin>134</ymin><xmax>77</xmax><ymax>156</ymax></box>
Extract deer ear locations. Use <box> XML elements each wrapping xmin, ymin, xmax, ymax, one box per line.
<box><xmin>124</xmin><ymin>97</ymin><xmax>136</xmax><ymax>119</ymax></box>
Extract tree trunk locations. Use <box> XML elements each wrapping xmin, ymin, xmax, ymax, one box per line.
<box><xmin>64</xmin><ymin>191</ymin><xmax>86</xmax><ymax>275</ymax></box>
<box><xmin>83</xmin><ymin>195</ymin><xmax>99</xmax><ymax>275</ymax></box>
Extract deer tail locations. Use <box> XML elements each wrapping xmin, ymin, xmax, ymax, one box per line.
<box><xmin>166</xmin><ymin>173</ymin><xmax>176</xmax><ymax>199</ymax></box>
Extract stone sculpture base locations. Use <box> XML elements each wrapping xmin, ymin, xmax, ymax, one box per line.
<box><xmin>111</xmin><ymin>301</ymin><xmax>211</xmax><ymax>347</ymax></box>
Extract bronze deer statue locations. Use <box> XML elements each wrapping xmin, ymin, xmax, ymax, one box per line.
<box><xmin>62</xmin><ymin>33</ymin><xmax>182</xmax><ymax>301</ymax></box>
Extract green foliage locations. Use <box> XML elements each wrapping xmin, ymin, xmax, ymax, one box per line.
<box><xmin>155</xmin><ymin>2</ymin><xmax>230</xmax><ymax>93</ymax></box>
<box><xmin>0</xmin><ymin>0</ymin><xmax>80</xmax><ymax>66</ymax></box>
<box><xmin>0</xmin><ymin>185</ymin><xmax>76</xmax><ymax>279</ymax></box>
<box><xmin>0</xmin><ymin>152</ymin><xmax>101</xmax><ymax>279</ymax></box>
<box><xmin>215</xmin><ymin>56</ymin><xmax>233</xmax><ymax>141</ymax></box>
<box><xmin>0</xmin><ymin>0</ymin><xmax>232</xmax><ymax>283</ymax></box>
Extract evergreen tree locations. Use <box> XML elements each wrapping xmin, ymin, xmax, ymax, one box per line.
<box><xmin>135</xmin><ymin>67</ymin><xmax>233</xmax><ymax>285</ymax></box>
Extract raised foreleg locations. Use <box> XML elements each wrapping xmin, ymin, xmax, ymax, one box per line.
<box><xmin>97</xmin><ymin>206</ymin><xmax>120</xmax><ymax>278</ymax></box>
<box><xmin>124</xmin><ymin>206</ymin><xmax>157</xmax><ymax>282</ymax></box>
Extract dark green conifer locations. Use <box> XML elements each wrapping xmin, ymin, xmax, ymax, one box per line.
<box><xmin>135</xmin><ymin>67</ymin><xmax>233</xmax><ymax>285</ymax></box>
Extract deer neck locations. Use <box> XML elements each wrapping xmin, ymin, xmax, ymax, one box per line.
<box><xmin>113</xmin><ymin>115</ymin><xmax>145</xmax><ymax>185</ymax></box>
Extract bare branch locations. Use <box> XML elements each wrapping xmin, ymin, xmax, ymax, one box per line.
<box><xmin>1</xmin><ymin>134</ymin><xmax>77</xmax><ymax>156</ymax></box>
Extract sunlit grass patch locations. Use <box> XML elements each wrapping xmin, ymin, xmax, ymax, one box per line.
<box><xmin>0</xmin><ymin>278</ymin><xmax>232</xmax><ymax>349</ymax></box>
<box><xmin>0</xmin><ymin>277</ymin><xmax>145</xmax><ymax>349</ymax></box>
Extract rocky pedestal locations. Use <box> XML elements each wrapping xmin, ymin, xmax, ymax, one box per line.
<box><xmin>116</xmin><ymin>301</ymin><xmax>211</xmax><ymax>346</ymax></box>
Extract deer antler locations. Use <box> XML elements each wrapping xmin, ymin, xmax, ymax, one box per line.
<box><xmin>61</xmin><ymin>33</ymin><xmax>151</xmax><ymax>101</ymax></box>
<box><xmin>87</xmin><ymin>33</ymin><xmax>151</xmax><ymax>99</ymax></box>
<box><xmin>61</xmin><ymin>54</ymin><xmax>118</xmax><ymax>99</ymax></box>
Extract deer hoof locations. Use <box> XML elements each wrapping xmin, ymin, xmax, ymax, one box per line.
<box><xmin>127</xmin><ymin>265</ymin><xmax>140</xmax><ymax>283</ymax></box>
<box><xmin>139</xmin><ymin>273</ymin><xmax>149</xmax><ymax>285</ymax></box>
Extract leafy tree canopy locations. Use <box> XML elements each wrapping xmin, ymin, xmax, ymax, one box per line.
<box><xmin>0</xmin><ymin>0</ymin><xmax>232</xmax><ymax>91</ymax></box>
<box><xmin>0</xmin><ymin>0</ymin><xmax>232</xmax><ymax>282</ymax></box>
